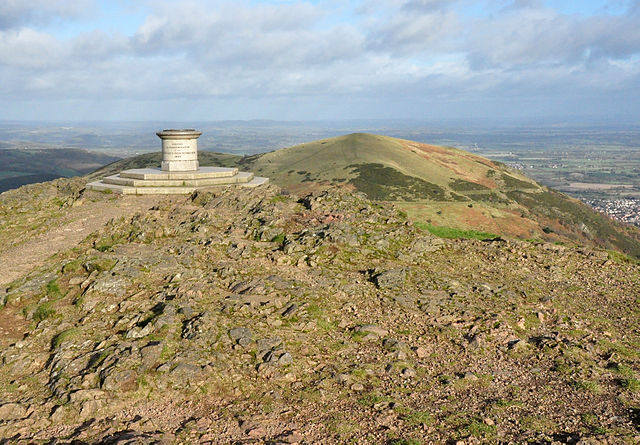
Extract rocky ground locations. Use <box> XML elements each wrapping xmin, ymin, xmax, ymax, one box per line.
<box><xmin>0</xmin><ymin>181</ymin><xmax>638</xmax><ymax>444</ymax></box>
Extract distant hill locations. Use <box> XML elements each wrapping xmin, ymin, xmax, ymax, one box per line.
<box><xmin>0</xmin><ymin>148</ymin><xmax>120</xmax><ymax>193</ymax></box>
<box><xmin>90</xmin><ymin>133</ymin><xmax>640</xmax><ymax>257</ymax></box>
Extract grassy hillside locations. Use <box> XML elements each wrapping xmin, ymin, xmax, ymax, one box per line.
<box><xmin>89</xmin><ymin>133</ymin><xmax>640</xmax><ymax>258</ymax></box>
<box><xmin>0</xmin><ymin>149</ymin><xmax>120</xmax><ymax>193</ymax></box>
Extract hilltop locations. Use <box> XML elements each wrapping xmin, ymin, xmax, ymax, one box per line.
<box><xmin>93</xmin><ymin>133</ymin><xmax>640</xmax><ymax>258</ymax></box>
<box><xmin>0</xmin><ymin>179</ymin><xmax>638</xmax><ymax>443</ymax></box>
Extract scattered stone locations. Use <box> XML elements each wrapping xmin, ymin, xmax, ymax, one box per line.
<box><xmin>257</xmin><ymin>337</ymin><xmax>283</xmax><ymax>351</ymax></box>
<box><xmin>281</xmin><ymin>303</ymin><xmax>298</xmax><ymax>317</ymax></box>
<box><xmin>371</xmin><ymin>268</ymin><xmax>407</xmax><ymax>289</ymax></box>
<box><xmin>508</xmin><ymin>339</ymin><xmax>527</xmax><ymax>350</ymax></box>
<box><xmin>126</xmin><ymin>322</ymin><xmax>154</xmax><ymax>339</ymax></box>
<box><xmin>229</xmin><ymin>327</ymin><xmax>253</xmax><ymax>342</ymax></box>
<box><xmin>278</xmin><ymin>352</ymin><xmax>293</xmax><ymax>366</ymax></box>
<box><xmin>414</xmin><ymin>346</ymin><xmax>429</xmax><ymax>358</ymax></box>
<box><xmin>463</xmin><ymin>372</ymin><xmax>478</xmax><ymax>381</ymax></box>
<box><xmin>276</xmin><ymin>430</ymin><xmax>304</xmax><ymax>444</ymax></box>
<box><xmin>401</xmin><ymin>367</ymin><xmax>416</xmax><ymax>378</ymax></box>
<box><xmin>356</xmin><ymin>324</ymin><xmax>388</xmax><ymax>337</ymax></box>
<box><xmin>351</xmin><ymin>383</ymin><xmax>365</xmax><ymax>391</ymax></box>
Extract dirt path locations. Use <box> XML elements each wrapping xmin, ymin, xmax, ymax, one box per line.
<box><xmin>0</xmin><ymin>194</ymin><xmax>175</xmax><ymax>289</ymax></box>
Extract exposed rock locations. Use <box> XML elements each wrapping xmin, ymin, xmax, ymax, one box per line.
<box><xmin>101</xmin><ymin>369</ymin><xmax>138</xmax><ymax>392</ymax></box>
<box><xmin>355</xmin><ymin>324</ymin><xmax>389</xmax><ymax>337</ymax></box>
<box><xmin>371</xmin><ymin>268</ymin><xmax>407</xmax><ymax>289</ymax></box>
<box><xmin>0</xmin><ymin>403</ymin><xmax>27</xmax><ymax>420</ymax></box>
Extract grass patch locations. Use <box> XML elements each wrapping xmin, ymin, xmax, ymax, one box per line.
<box><xmin>570</xmin><ymin>379</ymin><xmax>601</xmax><ymax>393</ymax></box>
<box><xmin>620</xmin><ymin>377</ymin><xmax>640</xmax><ymax>392</ymax></box>
<box><xmin>33</xmin><ymin>303</ymin><xmax>56</xmax><ymax>322</ymax></box>
<box><xmin>45</xmin><ymin>279</ymin><xmax>63</xmax><ymax>299</ymax></box>
<box><xmin>415</xmin><ymin>222</ymin><xmax>499</xmax><ymax>240</ymax></box>
<box><xmin>467</xmin><ymin>418</ymin><xmax>497</xmax><ymax>438</ymax></box>
<box><xmin>388</xmin><ymin>439</ymin><xmax>423</xmax><ymax>445</ymax></box>
<box><xmin>51</xmin><ymin>328</ymin><xmax>79</xmax><ymax>350</ymax></box>
<box><xmin>85</xmin><ymin>257</ymin><xmax>117</xmax><ymax>273</ymax></box>
<box><xmin>270</xmin><ymin>232</ymin><xmax>286</xmax><ymax>245</ymax></box>
<box><xmin>607</xmin><ymin>250</ymin><xmax>639</xmax><ymax>265</ymax></box>
<box><xmin>61</xmin><ymin>259</ymin><xmax>85</xmax><ymax>274</ymax></box>
<box><xmin>306</xmin><ymin>303</ymin><xmax>337</xmax><ymax>331</ymax></box>
<box><xmin>402</xmin><ymin>410</ymin><xmax>435</xmax><ymax>426</ymax></box>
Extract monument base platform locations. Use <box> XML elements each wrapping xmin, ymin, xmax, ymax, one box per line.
<box><xmin>87</xmin><ymin>167</ymin><xmax>269</xmax><ymax>195</ymax></box>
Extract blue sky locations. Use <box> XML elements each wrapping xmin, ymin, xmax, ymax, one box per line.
<box><xmin>0</xmin><ymin>0</ymin><xmax>639</xmax><ymax>122</ymax></box>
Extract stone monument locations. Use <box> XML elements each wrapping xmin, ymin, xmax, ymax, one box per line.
<box><xmin>86</xmin><ymin>129</ymin><xmax>268</xmax><ymax>195</ymax></box>
<box><xmin>158</xmin><ymin>129</ymin><xmax>201</xmax><ymax>172</ymax></box>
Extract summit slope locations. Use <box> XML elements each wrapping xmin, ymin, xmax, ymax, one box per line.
<box><xmin>0</xmin><ymin>181</ymin><xmax>639</xmax><ymax>443</ymax></box>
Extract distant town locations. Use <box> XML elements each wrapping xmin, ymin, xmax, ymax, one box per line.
<box><xmin>584</xmin><ymin>198</ymin><xmax>640</xmax><ymax>227</ymax></box>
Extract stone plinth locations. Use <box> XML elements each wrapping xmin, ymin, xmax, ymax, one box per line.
<box><xmin>157</xmin><ymin>129</ymin><xmax>202</xmax><ymax>172</ymax></box>
<box><xmin>86</xmin><ymin>128</ymin><xmax>269</xmax><ymax>195</ymax></box>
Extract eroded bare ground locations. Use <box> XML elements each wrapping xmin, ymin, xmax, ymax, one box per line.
<box><xmin>0</xmin><ymin>181</ymin><xmax>176</xmax><ymax>289</ymax></box>
<box><xmin>0</xmin><ymin>181</ymin><xmax>639</xmax><ymax>444</ymax></box>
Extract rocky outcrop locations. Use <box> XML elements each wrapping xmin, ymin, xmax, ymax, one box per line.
<box><xmin>0</xmin><ymin>182</ymin><xmax>638</xmax><ymax>443</ymax></box>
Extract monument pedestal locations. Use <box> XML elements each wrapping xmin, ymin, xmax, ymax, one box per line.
<box><xmin>158</xmin><ymin>129</ymin><xmax>201</xmax><ymax>172</ymax></box>
<box><xmin>86</xmin><ymin>129</ymin><xmax>268</xmax><ymax>195</ymax></box>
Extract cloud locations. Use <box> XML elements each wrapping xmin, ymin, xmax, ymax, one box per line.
<box><xmin>0</xmin><ymin>0</ymin><xmax>638</xmax><ymax>120</ymax></box>
<box><xmin>0</xmin><ymin>0</ymin><xmax>94</xmax><ymax>30</ymax></box>
<box><xmin>467</xmin><ymin>6</ymin><xmax>640</xmax><ymax>69</ymax></box>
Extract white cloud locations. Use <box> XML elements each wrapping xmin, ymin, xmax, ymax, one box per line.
<box><xmin>0</xmin><ymin>0</ymin><xmax>638</xmax><ymax>120</ymax></box>
<box><xmin>0</xmin><ymin>0</ymin><xmax>94</xmax><ymax>30</ymax></box>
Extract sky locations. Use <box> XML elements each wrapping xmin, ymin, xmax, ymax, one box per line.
<box><xmin>0</xmin><ymin>0</ymin><xmax>639</xmax><ymax>123</ymax></box>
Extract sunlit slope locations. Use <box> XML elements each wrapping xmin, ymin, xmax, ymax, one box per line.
<box><xmin>247</xmin><ymin>133</ymin><xmax>539</xmax><ymax>197</ymax></box>
<box><xmin>242</xmin><ymin>133</ymin><xmax>640</xmax><ymax>256</ymax></box>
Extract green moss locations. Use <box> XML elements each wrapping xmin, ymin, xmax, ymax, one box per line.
<box><xmin>416</xmin><ymin>222</ymin><xmax>499</xmax><ymax>240</ymax></box>
<box><xmin>61</xmin><ymin>259</ymin><xmax>85</xmax><ymax>274</ymax></box>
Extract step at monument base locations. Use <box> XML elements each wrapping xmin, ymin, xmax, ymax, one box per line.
<box><xmin>87</xmin><ymin>167</ymin><xmax>269</xmax><ymax>195</ymax></box>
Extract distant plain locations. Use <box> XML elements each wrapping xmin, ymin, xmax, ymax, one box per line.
<box><xmin>1</xmin><ymin>120</ymin><xmax>639</xmax><ymax>204</ymax></box>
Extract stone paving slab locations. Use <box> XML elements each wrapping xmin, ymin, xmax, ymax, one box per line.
<box><xmin>102</xmin><ymin>172</ymin><xmax>253</xmax><ymax>187</ymax></box>
<box><xmin>86</xmin><ymin>175</ymin><xmax>269</xmax><ymax>195</ymax></box>
<box><xmin>119</xmin><ymin>167</ymin><xmax>238</xmax><ymax>180</ymax></box>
